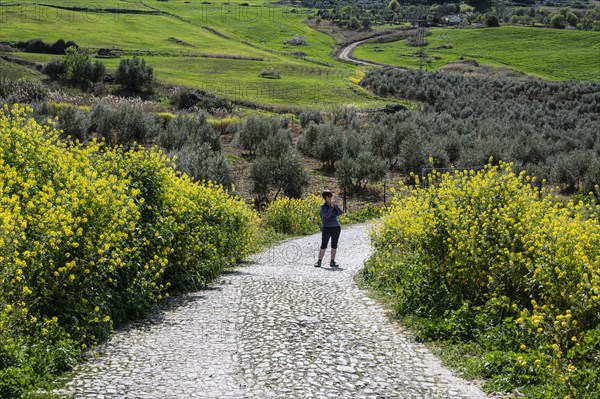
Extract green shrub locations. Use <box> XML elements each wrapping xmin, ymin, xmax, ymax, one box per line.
<box><xmin>299</xmin><ymin>109</ymin><xmax>323</xmax><ymax>127</ymax></box>
<box><xmin>115</xmin><ymin>57</ymin><xmax>155</xmax><ymax>93</ymax></box>
<box><xmin>89</xmin><ymin>102</ymin><xmax>157</xmax><ymax>145</ymax></box>
<box><xmin>296</xmin><ymin>121</ymin><xmax>320</xmax><ymax>156</ymax></box>
<box><xmin>171</xmin><ymin>142</ymin><xmax>233</xmax><ymax>189</ymax></box>
<box><xmin>232</xmin><ymin>115</ymin><xmax>285</xmax><ymax>156</ymax></box>
<box><xmin>159</xmin><ymin>113</ymin><xmax>220</xmax><ymax>152</ymax></box>
<box><xmin>363</xmin><ymin>163</ymin><xmax>600</xmax><ymax>397</ymax></box>
<box><xmin>176</xmin><ymin>89</ymin><xmax>202</xmax><ymax>110</ymax></box>
<box><xmin>0</xmin><ymin>78</ymin><xmax>48</xmax><ymax>104</ymax></box>
<box><xmin>207</xmin><ymin>115</ymin><xmax>242</xmax><ymax>134</ymax></box>
<box><xmin>42</xmin><ymin>59</ymin><xmax>65</xmax><ymax>80</ymax></box>
<box><xmin>174</xmin><ymin>89</ymin><xmax>231</xmax><ymax>111</ymax></box>
<box><xmin>262</xmin><ymin>195</ymin><xmax>322</xmax><ymax>235</ymax></box>
<box><xmin>251</xmin><ymin>151</ymin><xmax>308</xmax><ymax>200</ymax></box>
<box><xmin>251</xmin><ymin>130</ymin><xmax>308</xmax><ymax>200</ymax></box>
<box><xmin>158</xmin><ymin>114</ymin><xmax>231</xmax><ymax>187</ymax></box>
<box><xmin>45</xmin><ymin>47</ymin><xmax>105</xmax><ymax>89</ymax></box>
<box><xmin>336</xmin><ymin>151</ymin><xmax>387</xmax><ymax>190</ymax></box>
<box><xmin>299</xmin><ymin>122</ymin><xmax>345</xmax><ymax>167</ymax></box>
<box><xmin>156</xmin><ymin>112</ymin><xmax>175</xmax><ymax>128</ymax></box>
<box><xmin>57</xmin><ymin>106</ymin><xmax>90</xmax><ymax>141</ymax></box>
<box><xmin>583</xmin><ymin>159</ymin><xmax>600</xmax><ymax>197</ymax></box>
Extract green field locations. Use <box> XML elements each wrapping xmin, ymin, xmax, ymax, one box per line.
<box><xmin>1</xmin><ymin>2</ymin><xmax>599</xmax><ymax>107</ymax></box>
<box><xmin>146</xmin><ymin>0</ymin><xmax>337</xmax><ymax>63</ymax></box>
<box><xmin>0</xmin><ymin>0</ymin><xmax>392</xmax><ymax>108</ymax></box>
<box><xmin>353</xmin><ymin>26</ymin><xmax>600</xmax><ymax>81</ymax></box>
<box><xmin>10</xmin><ymin>50</ymin><xmax>383</xmax><ymax>108</ymax></box>
<box><xmin>0</xmin><ymin>8</ymin><xmax>264</xmax><ymax>57</ymax></box>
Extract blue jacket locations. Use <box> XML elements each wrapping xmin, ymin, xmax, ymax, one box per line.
<box><xmin>320</xmin><ymin>203</ymin><xmax>343</xmax><ymax>228</ymax></box>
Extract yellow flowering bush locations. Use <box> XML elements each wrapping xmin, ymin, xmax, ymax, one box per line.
<box><xmin>262</xmin><ymin>195</ymin><xmax>322</xmax><ymax>235</ymax></box>
<box><xmin>338</xmin><ymin>202</ymin><xmax>382</xmax><ymax>224</ymax></box>
<box><xmin>262</xmin><ymin>197</ymin><xmax>381</xmax><ymax>236</ymax></box>
<box><xmin>0</xmin><ymin>105</ymin><xmax>259</xmax><ymax>397</ymax></box>
<box><xmin>363</xmin><ymin>163</ymin><xmax>600</xmax><ymax>397</ymax></box>
<box><xmin>207</xmin><ymin>115</ymin><xmax>242</xmax><ymax>134</ymax></box>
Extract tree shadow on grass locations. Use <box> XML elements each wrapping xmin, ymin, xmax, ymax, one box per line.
<box><xmin>315</xmin><ymin>165</ymin><xmax>336</xmax><ymax>177</ymax></box>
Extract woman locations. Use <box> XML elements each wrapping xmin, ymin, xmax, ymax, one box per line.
<box><xmin>314</xmin><ymin>189</ymin><xmax>343</xmax><ymax>268</ymax></box>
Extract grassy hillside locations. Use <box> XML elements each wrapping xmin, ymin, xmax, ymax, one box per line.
<box><xmin>0</xmin><ymin>11</ymin><xmax>265</xmax><ymax>57</ymax></box>
<box><xmin>0</xmin><ymin>0</ymin><xmax>392</xmax><ymax>108</ymax></box>
<box><xmin>354</xmin><ymin>26</ymin><xmax>600</xmax><ymax>81</ymax></box>
<box><xmin>0</xmin><ymin>59</ymin><xmax>44</xmax><ymax>81</ymax></box>
<box><xmin>1</xmin><ymin>2</ymin><xmax>598</xmax><ymax>107</ymax></box>
<box><xmin>146</xmin><ymin>0</ymin><xmax>337</xmax><ymax>62</ymax></box>
<box><xmin>9</xmin><ymin>51</ymin><xmax>384</xmax><ymax>108</ymax></box>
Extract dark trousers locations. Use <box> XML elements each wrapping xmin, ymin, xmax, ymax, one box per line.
<box><xmin>321</xmin><ymin>226</ymin><xmax>341</xmax><ymax>249</ymax></box>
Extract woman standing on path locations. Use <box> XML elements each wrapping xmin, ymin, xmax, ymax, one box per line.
<box><xmin>314</xmin><ymin>189</ymin><xmax>343</xmax><ymax>268</ymax></box>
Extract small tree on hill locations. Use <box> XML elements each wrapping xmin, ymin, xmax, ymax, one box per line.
<box><xmin>298</xmin><ymin>122</ymin><xmax>345</xmax><ymax>168</ymax></box>
<box><xmin>299</xmin><ymin>109</ymin><xmax>323</xmax><ymax>127</ymax></box>
<box><xmin>577</xmin><ymin>5</ymin><xmax>600</xmax><ymax>31</ymax></box>
<box><xmin>336</xmin><ymin>155</ymin><xmax>354</xmax><ymax>192</ymax></box>
<box><xmin>560</xmin><ymin>7</ymin><xmax>579</xmax><ymax>27</ymax></box>
<box><xmin>367</xmin><ymin>121</ymin><xmax>412</xmax><ymax>170</ymax></box>
<box><xmin>352</xmin><ymin>151</ymin><xmax>387</xmax><ymax>189</ymax></box>
<box><xmin>44</xmin><ymin>47</ymin><xmax>105</xmax><ymax>89</ymax></box>
<box><xmin>251</xmin><ymin>130</ymin><xmax>308</xmax><ymax>200</ymax></box>
<box><xmin>115</xmin><ymin>57</ymin><xmax>155</xmax><ymax>93</ymax></box>
<box><xmin>486</xmin><ymin>14</ymin><xmax>500</xmax><ymax>27</ymax></box>
<box><xmin>64</xmin><ymin>47</ymin><xmax>105</xmax><ymax>87</ymax></box>
<box><xmin>257</xmin><ymin>128</ymin><xmax>293</xmax><ymax>159</ymax></box>
<box><xmin>583</xmin><ymin>159</ymin><xmax>600</xmax><ymax>197</ymax></box>
<box><xmin>42</xmin><ymin>58</ymin><xmax>66</xmax><ymax>80</ymax></box>
<box><xmin>172</xmin><ymin>142</ymin><xmax>233</xmax><ymax>189</ymax></box>
<box><xmin>400</xmin><ymin>133</ymin><xmax>427</xmax><ymax>176</ymax></box>
<box><xmin>232</xmin><ymin>115</ymin><xmax>285</xmax><ymax>156</ymax></box>
<box><xmin>550</xmin><ymin>13</ymin><xmax>566</xmax><ymax>29</ymax></box>
<box><xmin>159</xmin><ymin>113</ymin><xmax>220</xmax><ymax>152</ymax></box>
<box><xmin>336</xmin><ymin>151</ymin><xmax>387</xmax><ymax>191</ymax></box>
<box><xmin>460</xmin><ymin>4</ymin><xmax>475</xmax><ymax>14</ymax></box>
<box><xmin>252</xmin><ymin>153</ymin><xmax>308</xmax><ymax>200</ymax></box>
<box><xmin>297</xmin><ymin>122</ymin><xmax>320</xmax><ymax>155</ymax></box>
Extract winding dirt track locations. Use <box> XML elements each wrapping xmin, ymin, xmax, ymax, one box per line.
<box><xmin>335</xmin><ymin>28</ymin><xmax>417</xmax><ymax>67</ymax></box>
<box><xmin>336</xmin><ymin>38</ymin><xmax>382</xmax><ymax>66</ymax></box>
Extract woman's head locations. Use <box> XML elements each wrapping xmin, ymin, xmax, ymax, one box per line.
<box><xmin>322</xmin><ymin>189</ymin><xmax>333</xmax><ymax>200</ymax></box>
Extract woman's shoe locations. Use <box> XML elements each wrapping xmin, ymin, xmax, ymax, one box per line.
<box><xmin>330</xmin><ymin>261</ymin><xmax>339</xmax><ymax>268</ymax></box>
<box><xmin>314</xmin><ymin>260</ymin><xmax>322</xmax><ymax>267</ymax></box>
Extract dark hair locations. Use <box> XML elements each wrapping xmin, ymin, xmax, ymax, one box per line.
<box><xmin>322</xmin><ymin>189</ymin><xmax>332</xmax><ymax>199</ymax></box>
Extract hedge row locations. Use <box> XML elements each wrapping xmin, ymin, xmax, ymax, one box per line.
<box><xmin>0</xmin><ymin>105</ymin><xmax>259</xmax><ymax>398</ymax></box>
<box><xmin>363</xmin><ymin>163</ymin><xmax>600</xmax><ymax>397</ymax></box>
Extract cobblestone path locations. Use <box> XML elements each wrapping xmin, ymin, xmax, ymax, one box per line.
<box><xmin>56</xmin><ymin>223</ymin><xmax>489</xmax><ymax>399</ymax></box>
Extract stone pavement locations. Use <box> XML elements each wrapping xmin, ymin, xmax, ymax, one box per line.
<box><xmin>55</xmin><ymin>223</ymin><xmax>489</xmax><ymax>399</ymax></box>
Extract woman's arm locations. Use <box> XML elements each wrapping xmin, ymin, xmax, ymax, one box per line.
<box><xmin>334</xmin><ymin>205</ymin><xmax>343</xmax><ymax>216</ymax></box>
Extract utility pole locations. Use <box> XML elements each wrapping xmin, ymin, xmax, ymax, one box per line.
<box><xmin>415</xmin><ymin>6</ymin><xmax>426</xmax><ymax>72</ymax></box>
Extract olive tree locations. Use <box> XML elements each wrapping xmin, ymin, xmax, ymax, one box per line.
<box><xmin>115</xmin><ymin>57</ymin><xmax>155</xmax><ymax>93</ymax></box>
